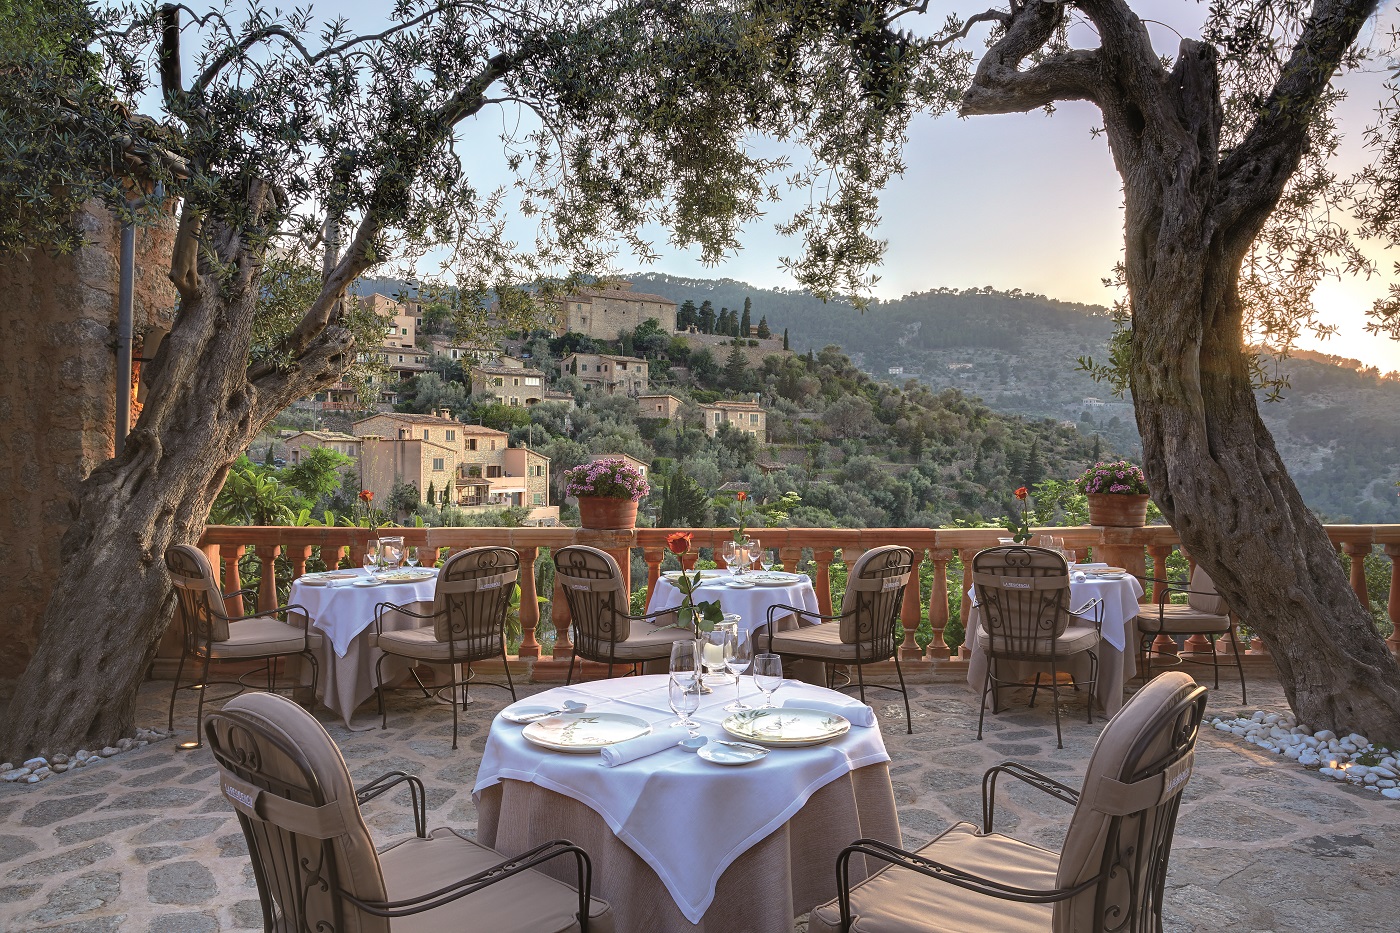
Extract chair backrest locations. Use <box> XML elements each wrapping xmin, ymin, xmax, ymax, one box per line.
<box><xmin>970</xmin><ymin>546</ymin><xmax>1071</xmax><ymax>660</ymax></box>
<box><xmin>166</xmin><ymin>544</ymin><xmax>232</xmax><ymax>643</ymax></box>
<box><xmin>554</xmin><ymin>546</ymin><xmax>633</xmax><ymax>658</ymax></box>
<box><xmin>431</xmin><ymin>547</ymin><xmax>520</xmax><ymax>657</ymax></box>
<box><xmin>836</xmin><ymin>546</ymin><xmax>914</xmax><ymax>655</ymax></box>
<box><xmin>1053</xmin><ymin>672</ymin><xmax>1208</xmax><ymax>932</ymax></box>
<box><xmin>205</xmin><ymin>692</ymin><xmax>389</xmax><ymax>933</ymax></box>
<box><xmin>1186</xmin><ymin>564</ymin><xmax>1227</xmax><ymax>615</ymax></box>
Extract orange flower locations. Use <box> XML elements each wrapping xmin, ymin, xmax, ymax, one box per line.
<box><xmin>1014</xmin><ymin>486</ymin><xmax>1028</xmax><ymax>500</ymax></box>
<box><xmin>359</xmin><ymin>489</ymin><xmax>374</xmax><ymax>503</ymax></box>
<box><xmin>735</xmin><ymin>491</ymin><xmax>748</xmax><ymax>502</ymax></box>
<box><xmin>666</xmin><ymin>532</ymin><xmax>693</xmax><ymax>555</ymax></box>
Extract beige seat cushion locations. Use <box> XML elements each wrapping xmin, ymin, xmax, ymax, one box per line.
<box><xmin>380</xmin><ymin>827</ymin><xmax>613</xmax><ymax>933</ymax></box>
<box><xmin>770</xmin><ymin>622</ymin><xmax>867</xmax><ymax>661</ymax></box>
<box><xmin>205</xmin><ymin>617</ymin><xmax>321</xmax><ymax>659</ymax></box>
<box><xmin>976</xmin><ymin>622</ymin><xmax>1098</xmax><ymax>659</ymax></box>
<box><xmin>606</xmin><ymin>623</ymin><xmax>692</xmax><ymax>661</ymax></box>
<box><xmin>376</xmin><ymin>626</ymin><xmax>500</xmax><ymax>662</ymax></box>
<box><xmin>809</xmin><ymin>821</ymin><xmax>1054</xmax><ymax>933</ymax></box>
<box><xmin>1145</xmin><ymin>603</ymin><xmax>1231</xmax><ymax>635</ymax></box>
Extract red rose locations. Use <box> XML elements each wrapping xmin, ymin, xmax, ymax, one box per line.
<box><xmin>1014</xmin><ymin>486</ymin><xmax>1028</xmax><ymax>500</ymax></box>
<box><xmin>666</xmin><ymin>532</ymin><xmax>693</xmax><ymax>555</ymax></box>
<box><xmin>359</xmin><ymin>489</ymin><xmax>374</xmax><ymax>503</ymax></box>
<box><xmin>735</xmin><ymin>491</ymin><xmax>748</xmax><ymax>502</ymax></box>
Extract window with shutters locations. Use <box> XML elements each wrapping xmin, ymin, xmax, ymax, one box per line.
<box><xmin>433</xmin><ymin>457</ymin><xmax>444</xmax><ymax>471</ymax></box>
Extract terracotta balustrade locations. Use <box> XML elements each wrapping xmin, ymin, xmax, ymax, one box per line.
<box><xmin>185</xmin><ymin>523</ymin><xmax>1400</xmax><ymax>675</ymax></box>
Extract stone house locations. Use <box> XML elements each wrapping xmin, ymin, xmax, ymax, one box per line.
<box><xmin>469</xmin><ymin>364</ymin><xmax>548</xmax><ymax>406</ymax></box>
<box><xmin>699</xmin><ymin>400</ymin><xmax>767</xmax><ymax>439</ymax></box>
<box><xmin>635</xmin><ymin>394</ymin><xmax>686</xmax><ymax>421</ymax></box>
<box><xmin>284</xmin><ymin>431</ymin><xmax>362</xmax><ymax>464</ymax></box>
<box><xmin>555</xmin><ymin>281</ymin><xmax>677</xmax><ymax>338</ymax></box>
<box><xmin>560</xmin><ymin>352</ymin><xmax>649</xmax><ymax>395</ymax></box>
<box><xmin>358</xmin><ymin>436</ymin><xmax>458</xmax><ymax>509</ymax></box>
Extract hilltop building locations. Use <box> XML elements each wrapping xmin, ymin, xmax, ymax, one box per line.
<box><xmin>560</xmin><ymin>352</ymin><xmax>649</xmax><ymax>395</ymax></box>
<box><xmin>636</xmin><ymin>394</ymin><xmax>686</xmax><ymax>421</ymax></box>
<box><xmin>469</xmin><ymin>363</ymin><xmax>548</xmax><ymax>407</ymax></box>
<box><xmin>699</xmin><ymin>400</ymin><xmax>766</xmax><ymax>439</ymax></box>
<box><xmin>556</xmin><ymin>282</ymin><xmax>676</xmax><ymax>339</ymax></box>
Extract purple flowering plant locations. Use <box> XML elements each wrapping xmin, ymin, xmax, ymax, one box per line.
<box><xmin>1074</xmin><ymin>459</ymin><xmax>1149</xmax><ymax>496</ymax></box>
<box><xmin>564</xmin><ymin>458</ymin><xmax>650</xmax><ymax>500</ymax></box>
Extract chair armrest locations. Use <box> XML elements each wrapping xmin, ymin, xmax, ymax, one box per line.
<box><xmin>340</xmin><ymin>838</ymin><xmax>596</xmax><ymax>931</ymax></box>
<box><xmin>356</xmin><ymin>771</ymin><xmax>427</xmax><ymax>838</ymax></box>
<box><xmin>981</xmin><ymin>762</ymin><xmax>1079</xmax><ymax>833</ymax></box>
<box><xmin>222</xmin><ymin>586</ymin><xmax>258</xmax><ymax>601</ymax></box>
<box><xmin>836</xmin><ymin>837</ymin><xmax>1096</xmax><ymax>926</ymax></box>
<box><xmin>373</xmin><ymin>601</ymin><xmax>442</xmax><ymax>636</ymax></box>
<box><xmin>1070</xmin><ymin>596</ymin><xmax>1105</xmax><ymax>633</ymax></box>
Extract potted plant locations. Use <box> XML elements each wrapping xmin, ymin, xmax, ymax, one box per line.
<box><xmin>564</xmin><ymin>458</ymin><xmax>650</xmax><ymax>529</ymax></box>
<box><xmin>1074</xmin><ymin>460</ymin><xmax>1151</xmax><ymax>527</ymax></box>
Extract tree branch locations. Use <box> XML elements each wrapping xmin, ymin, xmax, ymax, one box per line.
<box><xmin>1216</xmin><ymin>0</ymin><xmax>1377</xmax><ymax>240</ymax></box>
<box><xmin>959</xmin><ymin>0</ymin><xmax>1106</xmax><ymax>116</ymax></box>
<box><xmin>158</xmin><ymin>4</ymin><xmax>184</xmax><ymax>103</ymax></box>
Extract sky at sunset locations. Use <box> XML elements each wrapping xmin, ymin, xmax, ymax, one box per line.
<box><xmin>331</xmin><ymin>0</ymin><xmax>1400</xmax><ymax>372</ymax></box>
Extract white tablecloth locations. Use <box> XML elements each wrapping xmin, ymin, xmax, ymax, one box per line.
<box><xmin>965</xmin><ymin>575</ymin><xmax>1144</xmax><ymax>715</ymax></box>
<box><xmin>475</xmin><ymin>674</ymin><xmax>890</xmax><ymax>923</ymax></box>
<box><xmin>646</xmin><ymin>573</ymin><xmax>822</xmax><ymax>640</ymax></box>
<box><xmin>290</xmin><ymin>569</ymin><xmax>439</xmax><ymax>728</ymax></box>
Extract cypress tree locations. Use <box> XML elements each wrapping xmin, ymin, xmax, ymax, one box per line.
<box><xmin>756</xmin><ymin>316</ymin><xmax>771</xmax><ymax>339</ymax></box>
<box><xmin>783</xmin><ymin>327</ymin><xmax>789</xmax><ymax>350</ymax></box>
<box><xmin>698</xmin><ymin>300</ymin><xmax>715</xmax><ymax>333</ymax></box>
<box><xmin>724</xmin><ymin>342</ymin><xmax>747</xmax><ymax>388</ymax></box>
<box><xmin>740</xmin><ymin>298</ymin><xmax>752</xmax><ymax>336</ymax></box>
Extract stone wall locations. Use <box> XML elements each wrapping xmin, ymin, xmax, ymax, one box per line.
<box><xmin>0</xmin><ymin>203</ymin><xmax>176</xmax><ymax>692</ymax></box>
<box><xmin>677</xmin><ymin>333</ymin><xmax>788</xmax><ymax>366</ymax></box>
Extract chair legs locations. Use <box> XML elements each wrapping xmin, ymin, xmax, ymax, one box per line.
<box><xmin>1049</xmin><ymin>659</ymin><xmax>1063</xmax><ymax>750</ymax></box>
<box><xmin>893</xmin><ymin>654</ymin><xmax>912</xmax><ymax>735</ymax></box>
<box><xmin>565</xmin><ymin>653</ymin><xmax>577</xmax><ymax>686</ymax></box>
<box><xmin>1227</xmin><ymin>626</ymin><xmax>1247</xmax><ymax>704</ymax></box>
<box><xmin>167</xmin><ymin>650</ymin><xmax>188</xmax><ymax>733</ymax></box>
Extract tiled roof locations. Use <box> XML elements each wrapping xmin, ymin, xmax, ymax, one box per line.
<box><xmin>567</xmin><ymin>288</ymin><xmax>676</xmax><ymax>305</ymax></box>
<box><xmin>287</xmin><ymin>431</ymin><xmax>360</xmax><ymax>442</ymax></box>
<box><xmin>353</xmin><ymin>412</ymin><xmax>456</xmax><ymax>426</ymax></box>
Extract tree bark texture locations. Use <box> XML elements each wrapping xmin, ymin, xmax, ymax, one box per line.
<box><xmin>0</xmin><ymin>203</ymin><xmax>353</xmax><ymax>760</ymax></box>
<box><xmin>962</xmin><ymin>0</ymin><xmax>1400</xmax><ymax>742</ymax></box>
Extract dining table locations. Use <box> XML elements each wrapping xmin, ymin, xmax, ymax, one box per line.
<box><xmin>645</xmin><ymin>570</ymin><xmax>822</xmax><ymax>641</ymax></box>
<box><xmin>288</xmin><ymin>567</ymin><xmax>441</xmax><ymax>728</ymax></box>
<box><xmin>964</xmin><ymin>569</ymin><xmax>1145</xmax><ymax>715</ymax></box>
<box><xmin>474</xmin><ymin>674</ymin><xmax>901</xmax><ymax>932</ymax></box>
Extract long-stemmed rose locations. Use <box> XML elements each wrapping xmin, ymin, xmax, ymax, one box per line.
<box><xmin>656</xmin><ymin>531</ymin><xmax>724</xmax><ymax>634</ymax></box>
<box><xmin>1005</xmin><ymin>485</ymin><xmax>1033</xmax><ymax>544</ymax></box>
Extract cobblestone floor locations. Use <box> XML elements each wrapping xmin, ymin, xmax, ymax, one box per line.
<box><xmin>1</xmin><ymin>670</ymin><xmax>1396</xmax><ymax>932</ymax></box>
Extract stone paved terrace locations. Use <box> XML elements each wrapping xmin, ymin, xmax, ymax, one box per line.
<box><xmin>1</xmin><ymin>671</ymin><xmax>1396</xmax><ymax>932</ymax></box>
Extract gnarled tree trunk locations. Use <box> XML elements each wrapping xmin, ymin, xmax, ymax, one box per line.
<box><xmin>0</xmin><ymin>204</ymin><xmax>353</xmax><ymax>759</ymax></box>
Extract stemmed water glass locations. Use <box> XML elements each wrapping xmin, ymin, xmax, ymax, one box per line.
<box><xmin>721</xmin><ymin>541</ymin><xmax>739</xmax><ymax>576</ymax></box>
<box><xmin>758</xmin><ymin>548</ymin><xmax>776</xmax><ymax>573</ymax></box>
<box><xmin>723</xmin><ymin>627</ymin><xmax>752</xmax><ymax>711</ymax></box>
<box><xmin>753</xmin><ymin>653</ymin><xmax>783</xmax><ymax>708</ymax></box>
<box><xmin>363</xmin><ymin>540</ymin><xmax>380</xmax><ymax>576</ymax></box>
<box><xmin>668</xmin><ymin>640</ymin><xmax>701</xmax><ymax>733</ymax></box>
<box><xmin>405</xmin><ymin>546</ymin><xmax>420</xmax><ymax>568</ymax></box>
<box><xmin>745</xmin><ymin>537</ymin><xmax>760</xmax><ymax>573</ymax></box>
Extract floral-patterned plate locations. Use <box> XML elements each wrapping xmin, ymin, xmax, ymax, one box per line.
<box><xmin>748</xmin><ymin>572</ymin><xmax>804</xmax><ymax>587</ymax></box>
<box><xmin>721</xmin><ymin>708</ymin><xmax>850</xmax><ymax>747</ymax></box>
<box><xmin>522</xmin><ymin>712</ymin><xmax>651</xmax><ymax>754</ymax></box>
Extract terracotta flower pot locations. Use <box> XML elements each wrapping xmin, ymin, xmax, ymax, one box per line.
<box><xmin>577</xmin><ymin>496</ymin><xmax>639</xmax><ymax>530</ymax></box>
<box><xmin>1087</xmin><ymin>493</ymin><xmax>1150</xmax><ymax>527</ymax></box>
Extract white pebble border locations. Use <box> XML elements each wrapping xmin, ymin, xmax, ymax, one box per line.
<box><xmin>1210</xmin><ymin>710</ymin><xmax>1400</xmax><ymax>800</ymax></box>
<box><xmin>0</xmin><ymin>727</ymin><xmax>172</xmax><ymax>785</ymax></box>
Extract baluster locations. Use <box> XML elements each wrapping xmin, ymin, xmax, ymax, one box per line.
<box><xmin>1385</xmin><ymin>544</ymin><xmax>1400</xmax><ymax>659</ymax></box>
<box><xmin>516</xmin><ymin>545</ymin><xmax>540</xmax><ymax>659</ymax></box>
<box><xmin>222</xmin><ymin>544</ymin><xmax>246</xmax><ymax>616</ymax></box>
<box><xmin>1146</xmin><ymin>544</ymin><xmax>1172</xmax><ymax>605</ymax></box>
<box><xmin>552</xmin><ymin>573</ymin><xmax>573</xmax><ymax>660</ymax></box>
<box><xmin>899</xmin><ymin>547</ymin><xmax>924</xmax><ymax>660</ymax></box>
<box><xmin>925</xmin><ymin>548</ymin><xmax>952</xmax><ymax>661</ymax></box>
<box><xmin>644</xmin><ymin>544</ymin><xmax>663</xmax><ymax>603</ymax></box>
<box><xmin>778</xmin><ymin>546</ymin><xmax>801</xmax><ymax>573</ymax></box>
<box><xmin>1342</xmin><ymin>541</ymin><xmax>1371</xmax><ymax>607</ymax></box>
<box><xmin>812</xmin><ymin>548</ymin><xmax>836</xmax><ymax>616</ymax></box>
<box><xmin>959</xmin><ymin>550</ymin><xmax>973</xmax><ymax>659</ymax></box>
<box><xmin>255</xmin><ymin>543</ymin><xmax>280</xmax><ymax>613</ymax></box>
<box><xmin>288</xmin><ymin>544</ymin><xmax>312</xmax><ymax>579</ymax></box>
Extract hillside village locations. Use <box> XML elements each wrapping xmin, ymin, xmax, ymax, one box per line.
<box><xmin>258</xmin><ymin>280</ymin><xmax>1110</xmax><ymax>530</ymax></box>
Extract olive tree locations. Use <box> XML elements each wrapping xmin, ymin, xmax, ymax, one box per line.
<box><xmin>767</xmin><ymin>0</ymin><xmax>1400</xmax><ymax>741</ymax></box>
<box><xmin>0</xmin><ymin>0</ymin><xmax>902</xmax><ymax>757</ymax></box>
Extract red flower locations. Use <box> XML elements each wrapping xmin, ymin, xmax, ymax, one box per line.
<box><xmin>359</xmin><ymin>489</ymin><xmax>374</xmax><ymax>503</ymax></box>
<box><xmin>666</xmin><ymin>532</ymin><xmax>693</xmax><ymax>555</ymax></box>
<box><xmin>735</xmin><ymin>491</ymin><xmax>748</xmax><ymax>502</ymax></box>
<box><xmin>1014</xmin><ymin>486</ymin><xmax>1028</xmax><ymax>500</ymax></box>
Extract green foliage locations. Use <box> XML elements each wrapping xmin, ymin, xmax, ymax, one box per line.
<box><xmin>279</xmin><ymin>447</ymin><xmax>353</xmax><ymax>503</ymax></box>
<box><xmin>211</xmin><ymin>460</ymin><xmax>301</xmax><ymax>525</ymax></box>
<box><xmin>476</xmin><ymin>403</ymin><xmax>532</xmax><ymax>432</ymax></box>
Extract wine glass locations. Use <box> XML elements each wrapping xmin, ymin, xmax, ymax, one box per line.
<box><xmin>362</xmin><ymin>540</ymin><xmax>380</xmax><ymax>576</ymax></box>
<box><xmin>720</xmin><ymin>541</ymin><xmax>739</xmax><ymax>576</ymax></box>
<box><xmin>405</xmin><ymin>546</ymin><xmax>420</xmax><ymax>568</ymax></box>
<box><xmin>723</xmin><ymin>627</ymin><xmax>752</xmax><ymax>711</ymax></box>
<box><xmin>753</xmin><ymin>653</ymin><xmax>783</xmax><ymax>708</ymax></box>
<box><xmin>668</xmin><ymin>640</ymin><xmax>701</xmax><ymax>731</ymax></box>
<box><xmin>745</xmin><ymin>538</ymin><xmax>760</xmax><ymax>573</ymax></box>
<box><xmin>759</xmin><ymin>548</ymin><xmax>776</xmax><ymax>573</ymax></box>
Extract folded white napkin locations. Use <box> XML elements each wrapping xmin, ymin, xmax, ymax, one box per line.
<box><xmin>1076</xmin><ymin>562</ymin><xmax>1109</xmax><ymax>569</ymax></box>
<box><xmin>600</xmin><ymin>725</ymin><xmax>690</xmax><ymax>767</ymax></box>
<box><xmin>1072</xmin><ymin>571</ymin><xmax>1088</xmax><ymax>583</ymax></box>
<box><xmin>782</xmin><ymin>696</ymin><xmax>876</xmax><ymax>728</ymax></box>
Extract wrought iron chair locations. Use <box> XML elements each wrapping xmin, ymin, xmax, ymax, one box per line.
<box><xmin>373</xmin><ymin>546</ymin><xmax>520</xmax><ymax>749</ymax></box>
<box><xmin>809</xmin><ymin>672</ymin><xmax>1209</xmax><ymax>933</ymax></box>
<box><xmin>761</xmin><ymin>545</ymin><xmax>916</xmax><ymax>734</ymax></box>
<box><xmin>165</xmin><ymin>543</ymin><xmax>320</xmax><ymax>750</ymax></box>
<box><xmin>206</xmin><ymin>692</ymin><xmax>612</xmax><ymax>933</ymax></box>
<box><xmin>971</xmin><ymin>545</ymin><xmax>1104</xmax><ymax>749</ymax></box>
<box><xmin>553</xmin><ymin>545</ymin><xmax>684</xmax><ymax>684</ymax></box>
<box><xmin>1140</xmin><ymin>563</ymin><xmax>1247</xmax><ymax>702</ymax></box>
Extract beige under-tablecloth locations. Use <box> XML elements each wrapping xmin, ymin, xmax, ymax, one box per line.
<box><xmin>475</xmin><ymin>763</ymin><xmax>900</xmax><ymax>933</ymax></box>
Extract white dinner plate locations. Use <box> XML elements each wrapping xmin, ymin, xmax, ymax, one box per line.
<box><xmin>376</xmin><ymin>569</ymin><xmax>436</xmax><ymax>583</ymax></box>
<box><xmin>721</xmin><ymin>708</ymin><xmax>850</xmax><ymax>747</ymax></box>
<box><xmin>500</xmin><ymin>705</ymin><xmax>562</xmax><ymax>725</ymax></box>
<box><xmin>698</xmin><ymin>741</ymin><xmax>768</xmax><ymax>765</ymax></box>
<box><xmin>522</xmin><ymin>712</ymin><xmax>651</xmax><ymax>753</ymax></box>
<box><xmin>749</xmin><ymin>572</ymin><xmax>803</xmax><ymax>587</ymax></box>
<box><xmin>725</xmin><ymin>580</ymin><xmax>756</xmax><ymax>589</ymax></box>
<box><xmin>352</xmin><ymin>577</ymin><xmax>383</xmax><ymax>587</ymax></box>
<box><xmin>1093</xmin><ymin>572</ymin><xmax>1128</xmax><ymax>580</ymax></box>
